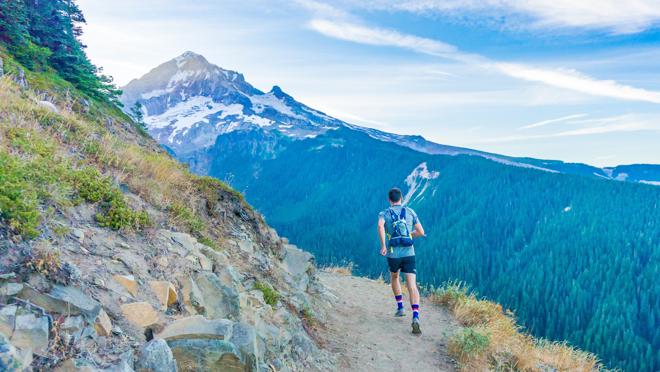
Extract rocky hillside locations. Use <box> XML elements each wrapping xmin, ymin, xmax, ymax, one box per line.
<box><xmin>0</xmin><ymin>53</ymin><xmax>339</xmax><ymax>371</ymax></box>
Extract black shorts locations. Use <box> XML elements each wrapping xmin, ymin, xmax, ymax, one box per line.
<box><xmin>387</xmin><ymin>256</ymin><xmax>416</xmax><ymax>274</ymax></box>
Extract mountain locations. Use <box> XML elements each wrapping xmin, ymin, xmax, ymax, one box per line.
<box><xmin>122</xmin><ymin>51</ymin><xmax>660</xmax><ymax>184</ymax></box>
<box><xmin>122</xmin><ymin>52</ymin><xmax>660</xmax><ymax>372</ymax></box>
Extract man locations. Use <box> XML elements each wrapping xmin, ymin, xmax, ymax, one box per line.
<box><xmin>378</xmin><ymin>187</ymin><xmax>426</xmax><ymax>335</ymax></box>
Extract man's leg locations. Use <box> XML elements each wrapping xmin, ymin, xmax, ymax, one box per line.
<box><xmin>402</xmin><ymin>256</ymin><xmax>421</xmax><ymax>334</ymax></box>
<box><xmin>390</xmin><ymin>270</ymin><xmax>405</xmax><ymax>316</ymax></box>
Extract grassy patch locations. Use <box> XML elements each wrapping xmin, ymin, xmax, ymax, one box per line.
<box><xmin>168</xmin><ymin>201</ymin><xmax>206</xmax><ymax>234</ymax></box>
<box><xmin>433</xmin><ymin>282</ymin><xmax>601</xmax><ymax>371</ymax></box>
<box><xmin>254</xmin><ymin>281</ymin><xmax>280</xmax><ymax>307</ymax></box>
<box><xmin>448</xmin><ymin>327</ymin><xmax>490</xmax><ymax>365</ymax></box>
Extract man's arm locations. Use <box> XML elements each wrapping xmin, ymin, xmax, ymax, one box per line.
<box><xmin>378</xmin><ymin>217</ymin><xmax>387</xmax><ymax>256</ymax></box>
<box><xmin>411</xmin><ymin>222</ymin><xmax>425</xmax><ymax>238</ymax></box>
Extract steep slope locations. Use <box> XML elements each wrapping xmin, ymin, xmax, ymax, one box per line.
<box><xmin>0</xmin><ymin>53</ymin><xmax>344</xmax><ymax>371</ymax></box>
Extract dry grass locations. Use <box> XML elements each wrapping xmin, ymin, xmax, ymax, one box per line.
<box><xmin>0</xmin><ymin>69</ymin><xmax>243</xmax><ymax>241</ymax></box>
<box><xmin>431</xmin><ymin>282</ymin><xmax>602</xmax><ymax>372</ymax></box>
<box><xmin>322</xmin><ymin>263</ymin><xmax>353</xmax><ymax>276</ymax></box>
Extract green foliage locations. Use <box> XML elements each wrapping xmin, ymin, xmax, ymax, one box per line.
<box><xmin>205</xmin><ymin>128</ymin><xmax>660</xmax><ymax>371</ymax></box>
<box><xmin>450</xmin><ymin>328</ymin><xmax>490</xmax><ymax>359</ymax></box>
<box><xmin>0</xmin><ymin>0</ymin><xmax>121</xmax><ymax>103</ymax></box>
<box><xmin>254</xmin><ymin>281</ymin><xmax>280</xmax><ymax>307</ymax></box>
<box><xmin>197</xmin><ymin>235</ymin><xmax>219</xmax><ymax>250</ymax></box>
<box><xmin>168</xmin><ymin>201</ymin><xmax>206</xmax><ymax>233</ymax></box>
<box><xmin>70</xmin><ymin>167</ymin><xmax>114</xmax><ymax>203</ymax></box>
<box><xmin>0</xmin><ymin>153</ymin><xmax>41</xmax><ymax>238</ymax></box>
<box><xmin>96</xmin><ymin>197</ymin><xmax>150</xmax><ymax>231</ymax></box>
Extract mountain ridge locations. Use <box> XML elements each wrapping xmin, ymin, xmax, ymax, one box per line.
<box><xmin>121</xmin><ymin>51</ymin><xmax>660</xmax><ymax>185</ymax></box>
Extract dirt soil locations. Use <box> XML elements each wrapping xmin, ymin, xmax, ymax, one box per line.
<box><xmin>319</xmin><ymin>272</ymin><xmax>459</xmax><ymax>371</ymax></box>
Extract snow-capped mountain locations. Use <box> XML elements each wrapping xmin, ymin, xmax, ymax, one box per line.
<box><xmin>121</xmin><ymin>52</ymin><xmax>660</xmax><ymax>184</ymax></box>
<box><xmin>121</xmin><ymin>51</ymin><xmax>343</xmax><ymax>154</ymax></box>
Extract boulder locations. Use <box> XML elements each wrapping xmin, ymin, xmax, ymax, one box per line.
<box><xmin>0</xmin><ymin>305</ymin><xmax>17</xmax><ymax>337</ymax></box>
<box><xmin>0</xmin><ymin>333</ymin><xmax>30</xmax><ymax>372</ymax></box>
<box><xmin>280</xmin><ymin>244</ymin><xmax>314</xmax><ymax>291</ymax></box>
<box><xmin>191</xmin><ymin>272</ymin><xmax>240</xmax><ymax>320</ymax></box>
<box><xmin>230</xmin><ymin>322</ymin><xmax>260</xmax><ymax>369</ymax></box>
<box><xmin>112</xmin><ymin>275</ymin><xmax>139</xmax><ymax>297</ymax></box>
<box><xmin>167</xmin><ymin>339</ymin><xmax>246</xmax><ymax>372</ymax></box>
<box><xmin>120</xmin><ymin>302</ymin><xmax>159</xmax><ymax>328</ymax></box>
<box><xmin>49</xmin><ymin>285</ymin><xmax>102</xmax><ymax>321</ymax></box>
<box><xmin>0</xmin><ymin>57</ymin><xmax>3</xmax><ymax>77</ymax></box>
<box><xmin>156</xmin><ymin>315</ymin><xmax>232</xmax><ymax>341</ymax></box>
<box><xmin>149</xmin><ymin>281</ymin><xmax>177</xmax><ymax>310</ymax></box>
<box><xmin>135</xmin><ymin>339</ymin><xmax>176</xmax><ymax>372</ymax></box>
<box><xmin>11</xmin><ymin>313</ymin><xmax>49</xmax><ymax>356</ymax></box>
<box><xmin>0</xmin><ymin>283</ymin><xmax>23</xmax><ymax>297</ymax></box>
<box><xmin>60</xmin><ymin>315</ymin><xmax>85</xmax><ymax>334</ymax></box>
<box><xmin>54</xmin><ymin>358</ymin><xmax>99</xmax><ymax>372</ymax></box>
<box><xmin>94</xmin><ymin>309</ymin><xmax>112</xmax><ymax>337</ymax></box>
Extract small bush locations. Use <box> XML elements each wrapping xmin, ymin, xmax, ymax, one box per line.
<box><xmin>0</xmin><ymin>154</ymin><xmax>41</xmax><ymax>239</ymax></box>
<box><xmin>431</xmin><ymin>280</ymin><xmax>469</xmax><ymax>309</ymax></box>
<box><xmin>70</xmin><ymin>167</ymin><xmax>114</xmax><ymax>203</ymax></box>
<box><xmin>448</xmin><ymin>327</ymin><xmax>490</xmax><ymax>364</ymax></box>
<box><xmin>197</xmin><ymin>235</ymin><xmax>219</xmax><ymax>250</ymax></box>
<box><xmin>254</xmin><ymin>281</ymin><xmax>280</xmax><ymax>307</ymax></box>
<box><xmin>96</xmin><ymin>196</ymin><xmax>150</xmax><ymax>231</ymax></box>
<box><xmin>169</xmin><ymin>201</ymin><xmax>206</xmax><ymax>233</ymax></box>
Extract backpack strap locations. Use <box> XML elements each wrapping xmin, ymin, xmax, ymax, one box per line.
<box><xmin>388</xmin><ymin>208</ymin><xmax>398</xmax><ymax>221</ymax></box>
<box><xmin>399</xmin><ymin>207</ymin><xmax>407</xmax><ymax>220</ymax></box>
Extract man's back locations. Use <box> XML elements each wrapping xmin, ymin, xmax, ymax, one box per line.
<box><xmin>379</xmin><ymin>205</ymin><xmax>418</xmax><ymax>258</ymax></box>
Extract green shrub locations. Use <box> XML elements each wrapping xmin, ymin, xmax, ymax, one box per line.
<box><xmin>169</xmin><ymin>201</ymin><xmax>206</xmax><ymax>233</ymax></box>
<box><xmin>449</xmin><ymin>327</ymin><xmax>490</xmax><ymax>361</ymax></box>
<box><xmin>0</xmin><ymin>154</ymin><xmax>41</xmax><ymax>238</ymax></box>
<box><xmin>254</xmin><ymin>281</ymin><xmax>280</xmax><ymax>307</ymax></box>
<box><xmin>96</xmin><ymin>196</ymin><xmax>150</xmax><ymax>231</ymax></box>
<box><xmin>197</xmin><ymin>235</ymin><xmax>219</xmax><ymax>250</ymax></box>
<box><xmin>70</xmin><ymin>167</ymin><xmax>114</xmax><ymax>203</ymax></box>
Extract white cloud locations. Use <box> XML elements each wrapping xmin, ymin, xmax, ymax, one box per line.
<box><xmin>306</xmin><ymin>17</ymin><xmax>660</xmax><ymax>104</ymax></box>
<box><xmin>518</xmin><ymin>114</ymin><xmax>588</xmax><ymax>130</ymax></box>
<box><xmin>472</xmin><ymin>115</ymin><xmax>660</xmax><ymax>143</ymax></box>
<box><xmin>352</xmin><ymin>0</ymin><xmax>660</xmax><ymax>34</ymax></box>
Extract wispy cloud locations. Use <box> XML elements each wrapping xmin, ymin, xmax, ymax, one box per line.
<box><xmin>349</xmin><ymin>0</ymin><xmax>660</xmax><ymax>34</ymax></box>
<box><xmin>472</xmin><ymin>115</ymin><xmax>659</xmax><ymax>143</ymax></box>
<box><xmin>306</xmin><ymin>16</ymin><xmax>660</xmax><ymax>104</ymax></box>
<box><xmin>518</xmin><ymin>113</ymin><xmax>588</xmax><ymax>130</ymax></box>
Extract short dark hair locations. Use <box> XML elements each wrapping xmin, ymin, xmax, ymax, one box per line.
<box><xmin>388</xmin><ymin>187</ymin><xmax>402</xmax><ymax>203</ymax></box>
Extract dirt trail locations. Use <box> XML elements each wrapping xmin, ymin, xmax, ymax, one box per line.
<box><xmin>319</xmin><ymin>272</ymin><xmax>459</xmax><ymax>371</ymax></box>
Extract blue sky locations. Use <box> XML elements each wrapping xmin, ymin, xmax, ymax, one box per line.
<box><xmin>77</xmin><ymin>0</ymin><xmax>660</xmax><ymax>166</ymax></box>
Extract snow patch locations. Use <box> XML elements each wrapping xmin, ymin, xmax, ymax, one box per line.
<box><xmin>250</xmin><ymin>92</ymin><xmax>302</xmax><ymax>119</ymax></box>
<box><xmin>640</xmin><ymin>180</ymin><xmax>660</xmax><ymax>186</ymax></box>
<box><xmin>563</xmin><ymin>206</ymin><xmax>572</xmax><ymax>212</ymax></box>
<box><xmin>403</xmin><ymin>162</ymin><xmax>440</xmax><ymax>204</ymax></box>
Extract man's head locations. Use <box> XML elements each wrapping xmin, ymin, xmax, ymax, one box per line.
<box><xmin>388</xmin><ymin>187</ymin><xmax>403</xmax><ymax>205</ymax></box>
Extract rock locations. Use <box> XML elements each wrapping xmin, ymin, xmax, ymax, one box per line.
<box><xmin>237</xmin><ymin>240</ymin><xmax>254</xmax><ymax>254</ymax></box>
<box><xmin>154</xmin><ymin>256</ymin><xmax>169</xmax><ymax>269</ymax></box>
<box><xmin>54</xmin><ymin>358</ymin><xmax>98</xmax><ymax>372</ymax></box>
<box><xmin>112</xmin><ymin>275</ymin><xmax>139</xmax><ymax>297</ymax></box>
<box><xmin>11</xmin><ymin>313</ymin><xmax>49</xmax><ymax>356</ymax></box>
<box><xmin>49</xmin><ymin>285</ymin><xmax>102</xmax><ymax>321</ymax></box>
<box><xmin>191</xmin><ymin>272</ymin><xmax>240</xmax><ymax>320</ymax></box>
<box><xmin>280</xmin><ymin>244</ymin><xmax>314</xmax><ymax>291</ymax></box>
<box><xmin>94</xmin><ymin>309</ymin><xmax>112</xmax><ymax>337</ymax></box>
<box><xmin>37</xmin><ymin>100</ymin><xmax>59</xmax><ymax>113</ymax></box>
<box><xmin>15</xmin><ymin>67</ymin><xmax>27</xmax><ymax>88</ymax></box>
<box><xmin>60</xmin><ymin>315</ymin><xmax>85</xmax><ymax>334</ymax></box>
<box><xmin>230</xmin><ymin>322</ymin><xmax>260</xmax><ymax>369</ymax></box>
<box><xmin>167</xmin><ymin>339</ymin><xmax>245</xmax><ymax>372</ymax></box>
<box><xmin>0</xmin><ymin>57</ymin><xmax>3</xmax><ymax>77</ymax></box>
<box><xmin>71</xmin><ymin>228</ymin><xmax>85</xmax><ymax>244</ymax></box>
<box><xmin>120</xmin><ymin>302</ymin><xmax>159</xmax><ymax>328</ymax></box>
<box><xmin>0</xmin><ymin>283</ymin><xmax>23</xmax><ymax>297</ymax></box>
<box><xmin>148</xmin><ymin>281</ymin><xmax>177</xmax><ymax>310</ymax></box>
<box><xmin>106</xmin><ymin>349</ymin><xmax>134</xmax><ymax>372</ymax></box>
<box><xmin>179</xmin><ymin>275</ymin><xmax>203</xmax><ymax>315</ymax></box>
<box><xmin>0</xmin><ymin>305</ymin><xmax>17</xmax><ymax>337</ymax></box>
<box><xmin>0</xmin><ymin>333</ymin><xmax>30</xmax><ymax>371</ymax></box>
<box><xmin>135</xmin><ymin>339</ymin><xmax>176</xmax><ymax>372</ymax></box>
<box><xmin>156</xmin><ymin>315</ymin><xmax>232</xmax><ymax>341</ymax></box>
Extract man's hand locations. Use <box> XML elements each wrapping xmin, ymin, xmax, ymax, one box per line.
<box><xmin>380</xmin><ymin>246</ymin><xmax>387</xmax><ymax>256</ymax></box>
